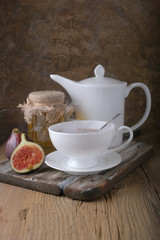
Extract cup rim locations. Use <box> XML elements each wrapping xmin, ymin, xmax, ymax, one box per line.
<box><xmin>48</xmin><ymin>120</ymin><xmax>115</xmax><ymax>136</ymax></box>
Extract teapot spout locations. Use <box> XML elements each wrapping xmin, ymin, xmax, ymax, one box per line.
<box><xmin>50</xmin><ymin>74</ymin><xmax>79</xmax><ymax>98</ymax></box>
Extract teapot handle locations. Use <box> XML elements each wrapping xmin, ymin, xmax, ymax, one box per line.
<box><xmin>125</xmin><ymin>83</ymin><xmax>151</xmax><ymax>131</ymax></box>
<box><xmin>107</xmin><ymin>126</ymin><xmax>133</xmax><ymax>153</ymax></box>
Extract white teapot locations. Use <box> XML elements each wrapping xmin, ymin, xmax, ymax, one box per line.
<box><xmin>50</xmin><ymin>64</ymin><xmax>151</xmax><ymax>147</ymax></box>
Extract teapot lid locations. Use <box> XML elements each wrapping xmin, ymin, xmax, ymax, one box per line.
<box><xmin>79</xmin><ymin>65</ymin><xmax>125</xmax><ymax>86</ymax></box>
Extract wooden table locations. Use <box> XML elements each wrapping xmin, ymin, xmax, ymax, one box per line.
<box><xmin>0</xmin><ymin>129</ymin><xmax>159</xmax><ymax>240</ymax></box>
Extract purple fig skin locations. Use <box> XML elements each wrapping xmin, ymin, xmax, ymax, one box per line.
<box><xmin>5</xmin><ymin>128</ymin><xmax>33</xmax><ymax>159</ymax></box>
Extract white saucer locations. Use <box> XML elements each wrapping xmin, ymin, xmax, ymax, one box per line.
<box><xmin>45</xmin><ymin>151</ymin><xmax>121</xmax><ymax>175</ymax></box>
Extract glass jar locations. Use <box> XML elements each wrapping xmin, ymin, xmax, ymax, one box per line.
<box><xmin>18</xmin><ymin>91</ymin><xmax>74</xmax><ymax>154</ymax></box>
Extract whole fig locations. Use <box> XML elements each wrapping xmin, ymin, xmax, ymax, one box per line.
<box><xmin>5</xmin><ymin>128</ymin><xmax>32</xmax><ymax>159</ymax></box>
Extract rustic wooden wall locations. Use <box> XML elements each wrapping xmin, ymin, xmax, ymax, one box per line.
<box><xmin>0</xmin><ymin>0</ymin><xmax>160</xmax><ymax>144</ymax></box>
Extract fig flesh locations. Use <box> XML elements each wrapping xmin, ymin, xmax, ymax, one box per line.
<box><xmin>10</xmin><ymin>134</ymin><xmax>45</xmax><ymax>173</ymax></box>
<box><xmin>5</xmin><ymin>128</ymin><xmax>32</xmax><ymax>159</ymax></box>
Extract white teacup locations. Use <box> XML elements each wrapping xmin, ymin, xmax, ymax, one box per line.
<box><xmin>48</xmin><ymin>120</ymin><xmax>133</xmax><ymax>169</ymax></box>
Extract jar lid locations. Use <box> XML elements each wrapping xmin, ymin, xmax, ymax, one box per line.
<box><xmin>18</xmin><ymin>90</ymin><xmax>74</xmax><ymax>124</ymax></box>
<box><xmin>28</xmin><ymin>91</ymin><xmax>65</xmax><ymax>104</ymax></box>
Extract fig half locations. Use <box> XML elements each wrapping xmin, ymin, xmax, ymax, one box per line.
<box><xmin>10</xmin><ymin>134</ymin><xmax>45</xmax><ymax>173</ymax></box>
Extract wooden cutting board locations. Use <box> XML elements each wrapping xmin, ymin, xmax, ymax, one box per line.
<box><xmin>0</xmin><ymin>141</ymin><xmax>153</xmax><ymax>201</ymax></box>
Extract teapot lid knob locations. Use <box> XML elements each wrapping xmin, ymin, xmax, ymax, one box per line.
<box><xmin>94</xmin><ymin>64</ymin><xmax>105</xmax><ymax>78</ymax></box>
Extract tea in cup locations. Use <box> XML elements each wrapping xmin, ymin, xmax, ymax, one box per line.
<box><xmin>48</xmin><ymin>120</ymin><xmax>133</xmax><ymax>169</ymax></box>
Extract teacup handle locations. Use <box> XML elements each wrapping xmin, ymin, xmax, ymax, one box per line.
<box><xmin>107</xmin><ymin>126</ymin><xmax>133</xmax><ymax>153</ymax></box>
